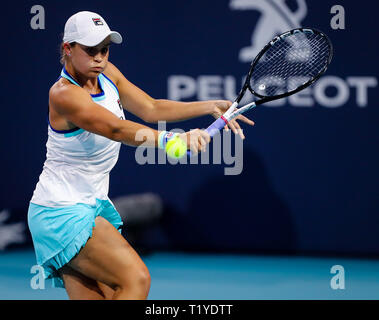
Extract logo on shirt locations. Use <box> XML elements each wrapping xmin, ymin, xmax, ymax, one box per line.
<box><xmin>92</xmin><ymin>18</ymin><xmax>104</xmax><ymax>26</ymax></box>
<box><xmin>117</xmin><ymin>99</ymin><xmax>123</xmax><ymax>110</ymax></box>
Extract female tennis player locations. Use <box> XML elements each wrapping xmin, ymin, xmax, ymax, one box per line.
<box><xmin>27</xmin><ymin>11</ymin><xmax>254</xmax><ymax>300</ymax></box>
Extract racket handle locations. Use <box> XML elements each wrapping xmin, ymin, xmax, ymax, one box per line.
<box><xmin>186</xmin><ymin>117</ymin><xmax>227</xmax><ymax>157</ymax></box>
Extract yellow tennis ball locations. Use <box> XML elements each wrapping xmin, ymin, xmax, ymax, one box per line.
<box><xmin>165</xmin><ymin>136</ymin><xmax>187</xmax><ymax>159</ymax></box>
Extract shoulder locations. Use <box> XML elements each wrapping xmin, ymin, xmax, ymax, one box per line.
<box><xmin>49</xmin><ymin>78</ymin><xmax>91</xmax><ymax>113</ymax></box>
<box><xmin>50</xmin><ymin>78</ymin><xmax>81</xmax><ymax>102</ymax></box>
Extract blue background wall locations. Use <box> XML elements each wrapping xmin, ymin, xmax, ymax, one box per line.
<box><xmin>2</xmin><ymin>0</ymin><xmax>378</xmax><ymax>256</ymax></box>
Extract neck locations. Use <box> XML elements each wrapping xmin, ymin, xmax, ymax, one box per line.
<box><xmin>64</xmin><ymin>62</ymin><xmax>98</xmax><ymax>92</ymax></box>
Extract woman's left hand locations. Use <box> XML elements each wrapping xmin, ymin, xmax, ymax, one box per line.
<box><xmin>210</xmin><ymin>100</ymin><xmax>255</xmax><ymax>140</ymax></box>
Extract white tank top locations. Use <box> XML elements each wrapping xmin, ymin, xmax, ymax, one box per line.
<box><xmin>31</xmin><ymin>67</ymin><xmax>125</xmax><ymax>207</ymax></box>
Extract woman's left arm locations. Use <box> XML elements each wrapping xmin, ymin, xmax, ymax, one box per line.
<box><xmin>104</xmin><ymin>62</ymin><xmax>254</xmax><ymax>138</ymax></box>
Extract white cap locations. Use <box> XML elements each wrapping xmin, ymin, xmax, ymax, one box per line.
<box><xmin>63</xmin><ymin>11</ymin><xmax>123</xmax><ymax>47</ymax></box>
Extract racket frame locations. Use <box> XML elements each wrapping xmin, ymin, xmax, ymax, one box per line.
<box><xmin>246</xmin><ymin>28</ymin><xmax>333</xmax><ymax>104</ymax></box>
<box><xmin>187</xmin><ymin>27</ymin><xmax>333</xmax><ymax>155</ymax></box>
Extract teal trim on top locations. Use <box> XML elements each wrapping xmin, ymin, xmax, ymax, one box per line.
<box><xmin>89</xmin><ymin>73</ymin><xmax>105</xmax><ymax>99</ymax></box>
<box><xmin>64</xmin><ymin>128</ymin><xmax>85</xmax><ymax>137</ymax></box>
<box><xmin>92</xmin><ymin>75</ymin><xmax>106</xmax><ymax>101</ymax></box>
<box><xmin>92</xmin><ymin>95</ymin><xmax>106</xmax><ymax>102</ymax></box>
<box><xmin>101</xmin><ymin>73</ymin><xmax>120</xmax><ymax>97</ymax></box>
<box><xmin>60</xmin><ymin>67</ymin><xmax>81</xmax><ymax>87</ymax></box>
<box><xmin>60</xmin><ymin>67</ymin><xmax>105</xmax><ymax>99</ymax></box>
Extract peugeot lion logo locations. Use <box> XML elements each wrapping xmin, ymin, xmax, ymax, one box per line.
<box><xmin>167</xmin><ymin>0</ymin><xmax>377</xmax><ymax>109</ymax></box>
<box><xmin>230</xmin><ymin>0</ymin><xmax>307</xmax><ymax>63</ymax></box>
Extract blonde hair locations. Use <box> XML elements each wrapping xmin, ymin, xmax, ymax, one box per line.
<box><xmin>59</xmin><ymin>41</ymin><xmax>76</xmax><ymax>65</ymax></box>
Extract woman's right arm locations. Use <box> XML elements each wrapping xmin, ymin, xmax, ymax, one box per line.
<box><xmin>50</xmin><ymin>84</ymin><xmax>160</xmax><ymax>147</ymax></box>
<box><xmin>49</xmin><ymin>85</ymin><xmax>210</xmax><ymax>152</ymax></box>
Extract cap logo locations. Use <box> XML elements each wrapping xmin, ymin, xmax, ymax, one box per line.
<box><xmin>92</xmin><ymin>18</ymin><xmax>104</xmax><ymax>26</ymax></box>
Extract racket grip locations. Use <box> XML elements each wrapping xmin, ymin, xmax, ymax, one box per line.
<box><xmin>205</xmin><ymin>117</ymin><xmax>228</xmax><ymax>137</ymax></box>
<box><xmin>186</xmin><ymin>117</ymin><xmax>227</xmax><ymax>157</ymax></box>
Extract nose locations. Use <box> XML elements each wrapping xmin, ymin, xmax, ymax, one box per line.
<box><xmin>93</xmin><ymin>53</ymin><xmax>103</xmax><ymax>63</ymax></box>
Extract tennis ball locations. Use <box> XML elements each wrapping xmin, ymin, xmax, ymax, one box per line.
<box><xmin>165</xmin><ymin>136</ymin><xmax>187</xmax><ymax>159</ymax></box>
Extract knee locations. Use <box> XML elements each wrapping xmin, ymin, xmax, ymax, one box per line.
<box><xmin>119</xmin><ymin>265</ymin><xmax>151</xmax><ymax>295</ymax></box>
<box><xmin>137</xmin><ymin>266</ymin><xmax>151</xmax><ymax>293</ymax></box>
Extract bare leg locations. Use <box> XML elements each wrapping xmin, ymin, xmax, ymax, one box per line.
<box><xmin>62</xmin><ymin>216</ymin><xmax>150</xmax><ymax>300</ymax></box>
<box><xmin>60</xmin><ymin>266</ymin><xmax>108</xmax><ymax>300</ymax></box>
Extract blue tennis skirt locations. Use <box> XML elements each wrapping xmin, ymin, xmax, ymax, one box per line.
<box><xmin>27</xmin><ymin>199</ymin><xmax>123</xmax><ymax>288</ymax></box>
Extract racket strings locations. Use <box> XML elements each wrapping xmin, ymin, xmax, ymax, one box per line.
<box><xmin>250</xmin><ymin>32</ymin><xmax>331</xmax><ymax>97</ymax></box>
<box><xmin>256</xmin><ymin>35</ymin><xmax>329</xmax><ymax>77</ymax></box>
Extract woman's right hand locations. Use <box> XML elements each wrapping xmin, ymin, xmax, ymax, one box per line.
<box><xmin>178</xmin><ymin>129</ymin><xmax>211</xmax><ymax>155</ymax></box>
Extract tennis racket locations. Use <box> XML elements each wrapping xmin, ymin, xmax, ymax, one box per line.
<box><xmin>188</xmin><ymin>27</ymin><xmax>333</xmax><ymax>156</ymax></box>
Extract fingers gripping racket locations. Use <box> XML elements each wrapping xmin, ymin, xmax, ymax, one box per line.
<box><xmin>188</xmin><ymin>28</ymin><xmax>333</xmax><ymax>156</ymax></box>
